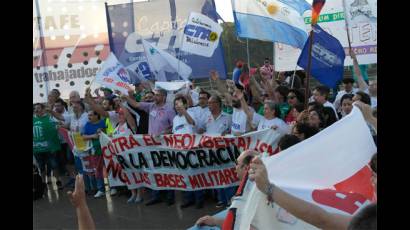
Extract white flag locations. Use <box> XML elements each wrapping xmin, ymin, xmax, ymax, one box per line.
<box><xmin>231</xmin><ymin>106</ymin><xmax>376</xmax><ymax>230</ymax></box>
<box><xmin>95</xmin><ymin>52</ymin><xmax>133</xmax><ymax>95</ymax></box>
<box><xmin>142</xmin><ymin>39</ymin><xmax>192</xmax><ymax>81</ymax></box>
<box><xmin>180</xmin><ymin>12</ymin><xmax>223</xmax><ymax>57</ymax></box>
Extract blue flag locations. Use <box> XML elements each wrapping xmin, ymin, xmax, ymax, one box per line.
<box><xmin>297</xmin><ymin>25</ymin><xmax>345</xmax><ymax>88</ymax></box>
<box><xmin>105</xmin><ymin>0</ymin><xmax>227</xmax><ymax>83</ymax></box>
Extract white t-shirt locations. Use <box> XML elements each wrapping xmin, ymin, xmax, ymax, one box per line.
<box><xmin>256</xmin><ymin>116</ymin><xmax>290</xmax><ymax>134</ymax></box>
<box><xmin>371</xmin><ymin>96</ymin><xmax>377</xmax><ymax>109</ymax></box>
<box><xmin>113</xmin><ymin>122</ymin><xmax>133</xmax><ymax>137</ymax></box>
<box><xmin>187</xmin><ymin>106</ymin><xmax>210</xmax><ymax>133</ymax></box>
<box><xmin>231</xmin><ymin>108</ymin><xmax>251</xmax><ymax>135</ymax></box>
<box><xmin>67</xmin><ymin>112</ymin><xmax>89</xmax><ymax>133</ymax></box>
<box><xmin>324</xmin><ymin>101</ymin><xmax>339</xmax><ymax>120</ymax></box>
<box><xmin>205</xmin><ymin>112</ymin><xmax>232</xmax><ymax>135</ymax></box>
<box><xmin>172</xmin><ymin>112</ymin><xmax>195</xmax><ymax>134</ymax></box>
<box><xmin>190</xmin><ymin>90</ymin><xmax>199</xmax><ymax>106</ymax></box>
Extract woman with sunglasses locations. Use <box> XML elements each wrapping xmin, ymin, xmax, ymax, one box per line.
<box><xmin>285</xmin><ymin>89</ymin><xmax>305</xmax><ymax>125</ymax></box>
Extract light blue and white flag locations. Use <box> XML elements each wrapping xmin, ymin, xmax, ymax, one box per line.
<box><xmin>142</xmin><ymin>39</ymin><xmax>192</xmax><ymax>82</ymax></box>
<box><xmin>232</xmin><ymin>0</ymin><xmax>311</xmax><ymax>48</ymax></box>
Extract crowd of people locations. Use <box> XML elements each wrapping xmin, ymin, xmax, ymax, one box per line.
<box><xmin>33</xmin><ymin>50</ymin><xmax>377</xmax><ymax>229</ymax></box>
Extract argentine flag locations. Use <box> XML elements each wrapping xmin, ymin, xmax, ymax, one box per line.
<box><xmin>232</xmin><ymin>0</ymin><xmax>311</xmax><ymax>49</ymax></box>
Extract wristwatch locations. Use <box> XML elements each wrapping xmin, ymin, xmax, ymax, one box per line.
<box><xmin>265</xmin><ymin>183</ymin><xmax>275</xmax><ymax>205</ymax></box>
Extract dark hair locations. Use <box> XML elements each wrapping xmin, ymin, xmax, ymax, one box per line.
<box><xmin>174</xmin><ymin>95</ymin><xmax>188</xmax><ymax>107</ymax></box>
<box><xmin>54</xmin><ymin>98</ymin><xmax>65</xmax><ymax>106</ymax></box>
<box><xmin>278</xmin><ymin>135</ymin><xmax>300</xmax><ymax>151</ymax></box>
<box><xmin>34</xmin><ymin>103</ymin><xmax>45</xmax><ymax>109</ymax></box>
<box><xmin>199</xmin><ymin>90</ymin><xmax>211</xmax><ymax>99</ymax></box>
<box><xmin>314</xmin><ymin>85</ymin><xmax>330</xmax><ymax>99</ymax></box>
<box><xmin>295</xmin><ymin>122</ymin><xmax>319</xmax><ymax>139</ymax></box>
<box><xmin>210</xmin><ymin>95</ymin><xmax>222</xmax><ymax>108</ymax></box>
<box><xmin>288</xmin><ymin>89</ymin><xmax>305</xmax><ymax>104</ymax></box>
<box><xmin>104</xmin><ymin>98</ymin><xmax>115</xmax><ymax>109</ymax></box>
<box><xmin>322</xmin><ymin>107</ymin><xmax>338</xmax><ymax>127</ymax></box>
<box><xmin>242</xmin><ymin>155</ymin><xmax>254</xmax><ymax>167</ymax></box>
<box><xmin>156</xmin><ymin>88</ymin><xmax>168</xmax><ymax>98</ymax></box>
<box><xmin>342</xmin><ymin>78</ymin><xmax>355</xmax><ymax>84</ymax></box>
<box><xmin>341</xmin><ymin>94</ymin><xmax>354</xmax><ymax>105</ymax></box>
<box><xmin>51</xmin><ymin>88</ymin><xmax>61</xmax><ymax>96</ymax></box>
<box><xmin>355</xmin><ymin>91</ymin><xmax>371</xmax><ymax>105</ymax></box>
<box><xmin>264</xmin><ymin>57</ymin><xmax>270</xmax><ymax>61</ymax></box>
<box><xmin>348</xmin><ymin>203</ymin><xmax>377</xmax><ymax>230</ymax></box>
<box><xmin>293</xmin><ymin>103</ymin><xmax>305</xmax><ymax>113</ymax></box>
<box><xmin>275</xmin><ymin>85</ymin><xmax>290</xmax><ymax>99</ymax></box>
<box><xmin>308</xmin><ymin>101</ymin><xmax>324</xmax><ymax>112</ymax></box>
<box><xmin>90</xmin><ymin>110</ymin><xmax>101</xmax><ymax>120</ymax></box>
<box><xmin>370</xmin><ymin>153</ymin><xmax>377</xmax><ymax>173</ymax></box>
<box><xmin>309</xmin><ymin>108</ymin><xmax>326</xmax><ymax>128</ymax></box>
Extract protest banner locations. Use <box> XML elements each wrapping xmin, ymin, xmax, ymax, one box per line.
<box><xmin>274</xmin><ymin>0</ymin><xmax>377</xmax><ymax>71</ymax></box>
<box><xmin>33</xmin><ymin>1</ymin><xmax>109</xmax><ymax>103</ymax></box>
<box><xmin>100</xmin><ymin>129</ymin><xmax>282</xmax><ymax>190</ymax></box>
<box><xmin>181</xmin><ymin>12</ymin><xmax>223</xmax><ymax>57</ymax></box>
<box><xmin>58</xmin><ymin>127</ymin><xmax>74</xmax><ymax>151</ymax></box>
<box><xmin>95</xmin><ymin>52</ymin><xmax>134</xmax><ymax>95</ymax></box>
<box><xmin>226</xmin><ymin>106</ymin><xmax>376</xmax><ymax>230</ymax></box>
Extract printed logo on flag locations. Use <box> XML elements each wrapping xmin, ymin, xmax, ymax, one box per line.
<box><xmin>312</xmin><ymin>43</ymin><xmax>343</xmax><ymax>67</ymax></box>
<box><xmin>181</xmin><ymin>12</ymin><xmax>222</xmax><ymax>57</ymax></box>
<box><xmin>117</xmin><ymin>68</ymin><xmax>130</xmax><ymax>83</ymax></box>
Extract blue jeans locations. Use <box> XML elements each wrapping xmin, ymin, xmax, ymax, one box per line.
<box><xmin>217</xmin><ymin>187</ymin><xmax>237</xmax><ymax>205</ymax></box>
<box><xmin>34</xmin><ymin>152</ymin><xmax>58</xmax><ymax>176</ymax></box>
<box><xmin>183</xmin><ymin>190</ymin><xmax>204</xmax><ymax>203</ymax></box>
<box><xmin>84</xmin><ymin>174</ymin><xmax>105</xmax><ymax>192</ymax></box>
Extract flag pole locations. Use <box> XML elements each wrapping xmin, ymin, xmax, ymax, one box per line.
<box><xmin>291</xmin><ymin>64</ymin><xmax>298</xmax><ymax>89</ymax></box>
<box><xmin>342</xmin><ymin>0</ymin><xmax>352</xmax><ymax>51</ymax></box>
<box><xmin>304</xmin><ymin>30</ymin><xmax>314</xmax><ymax>109</ymax></box>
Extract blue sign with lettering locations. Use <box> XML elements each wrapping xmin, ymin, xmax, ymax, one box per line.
<box><xmin>106</xmin><ymin>0</ymin><xmax>227</xmax><ymax>83</ymax></box>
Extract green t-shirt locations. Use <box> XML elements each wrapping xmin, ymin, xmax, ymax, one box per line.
<box><xmin>257</xmin><ymin>105</ymin><xmax>264</xmax><ymax>116</ymax></box>
<box><xmin>33</xmin><ymin>115</ymin><xmax>61</xmax><ymax>154</ymax></box>
<box><xmin>134</xmin><ymin>91</ymin><xmax>145</xmax><ymax>102</ymax></box>
<box><xmin>222</xmin><ymin>105</ymin><xmax>233</xmax><ymax>115</ymax></box>
<box><xmin>278</xmin><ymin>103</ymin><xmax>290</xmax><ymax>120</ymax></box>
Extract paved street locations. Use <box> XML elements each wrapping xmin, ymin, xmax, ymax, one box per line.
<box><xmin>33</xmin><ymin>180</ymin><xmax>225</xmax><ymax>230</ymax></box>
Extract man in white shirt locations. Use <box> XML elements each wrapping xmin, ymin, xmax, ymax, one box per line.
<box><xmin>231</xmin><ymin>89</ymin><xmax>254</xmax><ymax>136</ymax></box>
<box><xmin>204</xmin><ymin>95</ymin><xmax>232</xmax><ymax>136</ymax></box>
<box><xmin>187</xmin><ymin>91</ymin><xmax>211</xmax><ymax>134</ymax></box>
<box><xmin>172</xmin><ymin>96</ymin><xmax>195</xmax><ymax>134</ymax></box>
<box><xmin>312</xmin><ymin>85</ymin><xmax>338</xmax><ymax>119</ymax></box>
<box><xmin>333</xmin><ymin>78</ymin><xmax>359</xmax><ymax>113</ymax></box>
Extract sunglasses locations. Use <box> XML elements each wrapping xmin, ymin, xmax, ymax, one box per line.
<box><xmin>288</xmin><ymin>96</ymin><xmax>296</xmax><ymax>99</ymax></box>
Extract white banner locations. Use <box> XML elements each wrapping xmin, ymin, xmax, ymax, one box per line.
<box><xmin>100</xmin><ymin>129</ymin><xmax>283</xmax><ymax>190</ymax></box>
<box><xmin>95</xmin><ymin>52</ymin><xmax>133</xmax><ymax>95</ymax></box>
<box><xmin>181</xmin><ymin>12</ymin><xmax>223</xmax><ymax>57</ymax></box>
<box><xmin>274</xmin><ymin>0</ymin><xmax>377</xmax><ymax>71</ymax></box>
<box><xmin>230</xmin><ymin>107</ymin><xmax>376</xmax><ymax>229</ymax></box>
